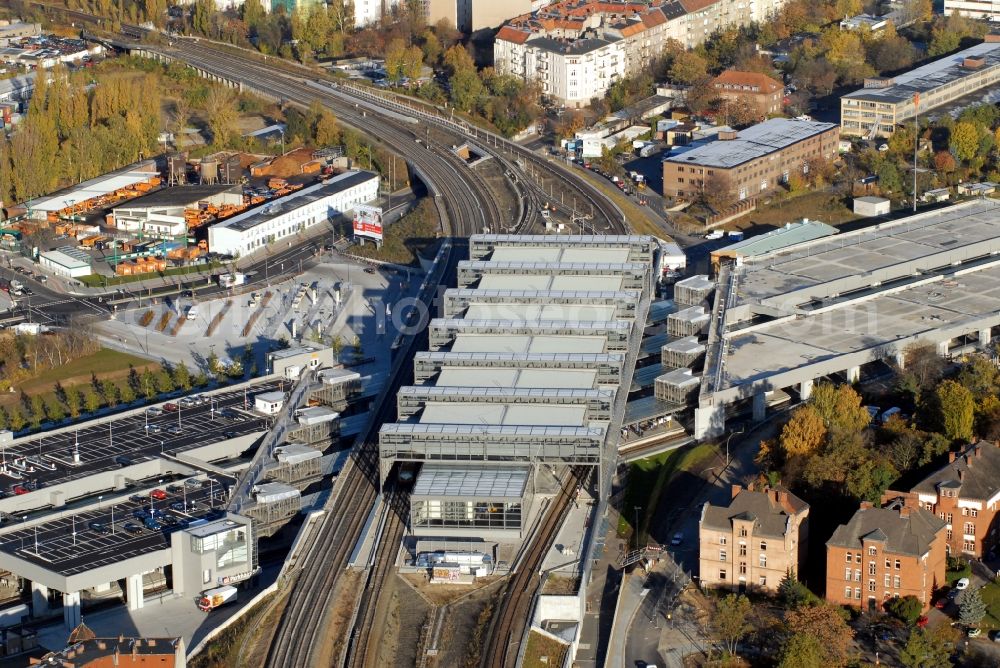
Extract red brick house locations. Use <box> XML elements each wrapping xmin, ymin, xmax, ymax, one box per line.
<box><xmin>710</xmin><ymin>69</ymin><xmax>784</xmax><ymax>118</ymax></box>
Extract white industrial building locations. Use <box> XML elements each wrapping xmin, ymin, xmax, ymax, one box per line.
<box><xmin>39</xmin><ymin>247</ymin><xmax>92</xmax><ymax>278</ymax></box>
<box><xmin>207</xmin><ymin>171</ymin><xmax>378</xmax><ymax>257</ymax></box>
<box><xmin>943</xmin><ymin>0</ymin><xmax>1000</xmax><ymax>19</ymax></box>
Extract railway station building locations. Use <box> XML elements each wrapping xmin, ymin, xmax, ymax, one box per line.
<box><xmin>689</xmin><ymin>198</ymin><xmax>1000</xmax><ymax>439</ymax></box>
<box><xmin>381</xmin><ymin>233</ymin><xmax>660</xmax><ymax>547</ymax></box>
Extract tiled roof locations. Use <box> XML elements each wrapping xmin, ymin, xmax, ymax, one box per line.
<box><xmin>701</xmin><ymin>486</ymin><xmax>809</xmax><ymax>538</ymax></box>
<box><xmin>910</xmin><ymin>440</ymin><xmax>1000</xmax><ymax>502</ymax></box>
<box><xmin>712</xmin><ymin>69</ymin><xmax>783</xmax><ymax>94</ymax></box>
<box><xmin>496</xmin><ymin>25</ymin><xmax>530</xmax><ymax>44</ymax></box>
<box><xmin>826</xmin><ymin>501</ymin><xmax>945</xmax><ymax>557</ymax></box>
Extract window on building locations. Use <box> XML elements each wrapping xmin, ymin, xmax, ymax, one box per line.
<box><xmin>719</xmin><ymin>536</ymin><xmax>727</xmax><ymax>545</ymax></box>
<box><xmin>720</xmin><ymin>550</ymin><xmax>727</xmax><ymax>562</ymax></box>
<box><xmin>740</xmin><ymin>563</ymin><xmax>747</xmax><ymax>574</ymax></box>
<box><xmin>855</xmin><ymin>588</ymin><xmax>862</xmax><ymax>599</ymax></box>
<box><xmin>947</xmin><ymin>513</ymin><xmax>953</xmax><ymax>524</ymax></box>
<box><xmin>203</xmin><ymin>569</ymin><xmax>212</xmax><ymax>585</ymax></box>
<box><xmin>868</xmin><ymin>546</ymin><xmax>877</xmax><ymax>556</ymax></box>
<box><xmin>760</xmin><ymin>541</ymin><xmax>767</xmax><ymax>552</ymax></box>
<box><xmin>846</xmin><ymin>552</ymin><xmax>853</xmax><ymax>563</ymax></box>
<box><xmin>720</xmin><ymin>569</ymin><xmax>727</xmax><ymax>580</ymax></box>
<box><xmin>970</xmin><ymin>509</ymin><xmax>978</xmax><ymax>518</ymax></box>
<box><xmin>894</xmin><ymin>575</ymin><xmax>901</xmax><ymax>589</ymax></box>
<box><xmin>895</xmin><ymin>559</ymin><xmax>900</xmax><ymax>570</ymax></box>
<box><xmin>759</xmin><ymin>554</ymin><xmax>767</xmax><ymax>568</ymax></box>
<box><xmin>947</xmin><ymin>529</ymin><xmax>953</xmax><ymax>541</ymax></box>
<box><xmin>845</xmin><ymin>567</ymin><xmax>852</xmax><ymax>581</ymax></box>
<box><xmin>869</xmin><ymin>562</ymin><xmax>876</xmax><ymax>576</ymax></box>
<box><xmin>964</xmin><ymin>540</ymin><xmax>976</xmax><ymax>552</ymax></box>
<box><xmin>855</xmin><ymin>569</ymin><xmax>861</xmax><ymax>581</ymax></box>
<box><xmin>759</xmin><ymin>575</ymin><xmax>767</xmax><ymax>587</ymax></box>
<box><xmin>884</xmin><ymin>574</ymin><xmax>891</xmax><ymax>587</ymax></box>
<box><xmin>739</xmin><ymin>544</ymin><xmax>747</xmax><ymax>556</ymax></box>
<box><xmin>845</xmin><ymin>586</ymin><xmax>853</xmax><ymax>599</ymax></box>
<box><xmin>965</xmin><ymin>522</ymin><xmax>976</xmax><ymax>536</ymax></box>
<box><xmin>885</xmin><ymin>558</ymin><xmax>891</xmax><ymax>569</ymax></box>
<box><xmin>869</xmin><ymin>580</ymin><xmax>876</xmax><ymax>592</ymax></box>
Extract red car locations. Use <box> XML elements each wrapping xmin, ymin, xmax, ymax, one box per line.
<box><xmin>149</xmin><ymin>489</ymin><xmax>167</xmax><ymax>500</ymax></box>
<box><xmin>12</xmin><ymin>485</ymin><xmax>28</xmax><ymax>495</ymax></box>
<box><xmin>163</xmin><ymin>403</ymin><xmax>178</xmax><ymax>412</ymax></box>
<box><xmin>934</xmin><ymin>598</ymin><xmax>948</xmax><ymax>610</ymax></box>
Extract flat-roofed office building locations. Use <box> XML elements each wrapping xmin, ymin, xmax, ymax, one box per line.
<box><xmin>840</xmin><ymin>41</ymin><xmax>1000</xmax><ymax>138</ymax></box>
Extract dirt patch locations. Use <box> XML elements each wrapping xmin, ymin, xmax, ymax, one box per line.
<box><xmin>374</xmin><ymin>588</ymin><xmax>404</xmax><ymax>667</ymax></box>
<box><xmin>430</xmin><ymin>579</ymin><xmax>506</xmax><ymax>668</ymax></box>
<box><xmin>523</xmin><ymin>629</ymin><xmax>569</xmax><ymax>668</ymax></box>
<box><xmin>311</xmin><ymin>569</ymin><xmax>364</xmax><ymax>667</ymax></box>
<box><xmin>234</xmin><ymin>589</ymin><xmax>291</xmax><ymax>667</ymax></box>
<box><xmin>541</xmin><ymin>575</ymin><xmax>580</xmax><ymax>595</ymax></box>
<box><xmin>399</xmin><ymin>573</ymin><xmax>502</xmax><ymax>606</ymax></box>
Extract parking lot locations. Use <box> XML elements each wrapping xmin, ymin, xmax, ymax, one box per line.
<box><xmin>0</xmin><ymin>380</ymin><xmax>281</xmax><ymax>495</ymax></box>
<box><xmin>0</xmin><ymin>482</ymin><xmax>226</xmax><ymax>577</ymax></box>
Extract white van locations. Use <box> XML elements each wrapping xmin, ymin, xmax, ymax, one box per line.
<box><xmin>186</xmin><ymin>306</ymin><xmax>199</xmax><ymax>321</ymax></box>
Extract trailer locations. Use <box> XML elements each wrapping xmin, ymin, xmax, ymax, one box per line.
<box><xmin>218</xmin><ymin>273</ymin><xmax>246</xmax><ymax>288</ymax></box>
<box><xmin>197</xmin><ymin>585</ymin><xmax>237</xmax><ymax>611</ymax></box>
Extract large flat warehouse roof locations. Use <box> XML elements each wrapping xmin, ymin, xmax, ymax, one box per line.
<box><xmin>412</xmin><ymin>465</ymin><xmax>529</xmax><ymax>499</ymax></box>
<box><xmin>420</xmin><ymin>402</ymin><xmax>588</xmax><ymax>427</ymax></box>
<box><xmin>478</xmin><ymin>274</ymin><xmax>625</xmax><ymax>291</ymax></box>
<box><xmin>450</xmin><ymin>333</ymin><xmax>607</xmax><ymax>354</ymax></box>
<box><xmin>27</xmin><ymin>161</ymin><xmax>159</xmax><ymax>212</ymax></box>
<box><xmin>843</xmin><ymin>41</ymin><xmax>1000</xmax><ymax>105</ymax></box>
<box><xmin>663</xmin><ymin>118</ymin><xmax>836</xmax><ymax>169</ymax></box>
<box><xmin>435</xmin><ymin>367</ymin><xmax>599</xmax><ymax>389</ymax></box>
<box><xmin>489</xmin><ymin>247</ymin><xmax>632</xmax><ymax>263</ymax></box>
<box><xmin>711</xmin><ymin>199</ymin><xmax>1000</xmax><ymax>399</ymax></box>
<box><xmin>465</xmin><ymin>303</ymin><xmax>617</xmax><ymax>321</ymax></box>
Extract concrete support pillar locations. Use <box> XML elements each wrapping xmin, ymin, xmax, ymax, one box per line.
<box><xmin>800</xmin><ymin>379</ymin><xmax>814</xmax><ymax>401</ymax></box>
<box><xmin>694</xmin><ymin>404</ymin><xmax>726</xmax><ymax>440</ymax></box>
<box><xmin>62</xmin><ymin>591</ymin><xmax>81</xmax><ymax>631</ymax></box>
<box><xmin>937</xmin><ymin>340</ymin><xmax>949</xmax><ymax>356</ymax></box>
<box><xmin>126</xmin><ymin>574</ymin><xmax>144</xmax><ymax>611</ymax></box>
<box><xmin>31</xmin><ymin>582</ymin><xmax>48</xmax><ymax>615</ymax></box>
<box><xmin>980</xmin><ymin>329</ymin><xmax>992</xmax><ymax>346</ymax></box>
<box><xmin>847</xmin><ymin>366</ymin><xmax>860</xmax><ymax>383</ymax></box>
<box><xmin>895</xmin><ymin>352</ymin><xmax>906</xmax><ymax>370</ymax></box>
<box><xmin>753</xmin><ymin>391</ymin><xmax>766</xmax><ymax>422</ymax></box>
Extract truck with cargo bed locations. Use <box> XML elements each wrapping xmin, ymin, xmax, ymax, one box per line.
<box><xmin>197</xmin><ymin>585</ymin><xmax>237</xmax><ymax>611</ymax></box>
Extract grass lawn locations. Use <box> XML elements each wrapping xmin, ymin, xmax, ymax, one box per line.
<box><xmin>3</xmin><ymin>348</ymin><xmax>159</xmax><ymax>404</ymax></box>
<box><xmin>740</xmin><ymin>190</ymin><xmax>859</xmax><ymax>230</ymax></box>
<box><xmin>618</xmin><ymin>443</ymin><xmax>717</xmax><ymax>543</ymax></box>
<box><xmin>979</xmin><ymin>581</ymin><xmax>1000</xmax><ymax>630</ymax></box>
<box><xmin>522</xmin><ymin>630</ymin><xmax>569</xmax><ymax>668</ymax></box>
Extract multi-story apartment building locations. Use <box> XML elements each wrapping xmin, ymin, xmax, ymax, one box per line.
<box><xmin>662</xmin><ymin>118</ymin><xmax>838</xmax><ymax>202</ymax></box>
<box><xmin>494</xmin><ymin>0</ymin><xmax>789</xmax><ymax>106</ymax></box>
<box><xmin>699</xmin><ymin>484</ymin><xmax>810</xmax><ymax>593</ymax></box>
<box><xmin>427</xmin><ymin>0</ymin><xmax>551</xmax><ymax>33</ymax></box>
<box><xmin>943</xmin><ymin>0</ymin><xmax>1000</xmax><ymax>20</ymax></box>
<box><xmin>825</xmin><ymin>499</ymin><xmax>947</xmax><ymax>613</ymax></box>
<box><xmin>840</xmin><ymin>40</ymin><xmax>1000</xmax><ymax>139</ymax></box>
<box><xmin>886</xmin><ymin>441</ymin><xmax>1000</xmax><ymax>559</ymax></box>
<box><xmin>710</xmin><ymin>69</ymin><xmax>784</xmax><ymax>118</ymax></box>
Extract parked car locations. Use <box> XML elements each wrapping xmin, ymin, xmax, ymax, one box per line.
<box><xmin>114</xmin><ymin>455</ymin><xmax>134</xmax><ymax>467</ymax></box>
<box><xmin>89</xmin><ymin>521</ymin><xmax>110</xmax><ymax>535</ymax></box>
<box><xmin>12</xmin><ymin>485</ymin><xmax>28</xmax><ymax>495</ymax></box>
<box><xmin>149</xmin><ymin>489</ymin><xmax>167</xmax><ymax>500</ymax></box>
<box><xmin>956</xmin><ymin>578</ymin><xmax>971</xmax><ymax>590</ymax></box>
<box><xmin>123</xmin><ymin>522</ymin><xmax>143</xmax><ymax>534</ymax></box>
<box><xmin>146</xmin><ymin>424</ymin><xmax>161</xmax><ymax>434</ymax></box>
<box><xmin>167</xmin><ymin>425</ymin><xmax>182</xmax><ymax>435</ymax></box>
<box><xmin>163</xmin><ymin>403</ymin><xmax>178</xmax><ymax>412</ymax></box>
<box><xmin>968</xmin><ymin>627</ymin><xmax>982</xmax><ymax>638</ymax></box>
<box><xmin>129</xmin><ymin>494</ymin><xmax>145</xmax><ymax>503</ymax></box>
<box><xmin>143</xmin><ymin>517</ymin><xmax>162</xmax><ymax>531</ymax></box>
<box><xmin>170</xmin><ymin>502</ymin><xmax>186</xmax><ymax>512</ymax></box>
<box><xmin>166</xmin><ymin>484</ymin><xmax>183</xmax><ymax>493</ymax></box>
<box><xmin>132</xmin><ymin>509</ymin><xmax>149</xmax><ymax>520</ymax></box>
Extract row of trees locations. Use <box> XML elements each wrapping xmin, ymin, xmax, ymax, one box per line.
<box><xmin>0</xmin><ymin>63</ymin><xmax>161</xmax><ymax>206</ymax></box>
<box><xmin>0</xmin><ymin>331</ymin><xmax>100</xmax><ymax>393</ymax></box>
<box><xmin>713</xmin><ymin>570</ymin><xmax>961</xmax><ymax>667</ymax></box>
<box><xmin>0</xmin><ymin>360</ymin><xmax>208</xmax><ymax>432</ymax></box>
<box><xmin>759</xmin><ymin>345</ymin><xmax>1000</xmax><ymax>507</ymax></box>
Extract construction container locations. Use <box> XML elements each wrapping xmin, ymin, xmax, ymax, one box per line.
<box><xmin>268</xmin><ymin>177</ymin><xmax>288</xmax><ymax>190</ymax></box>
<box><xmin>301</xmin><ymin>160</ymin><xmax>322</xmax><ymax>174</ymax></box>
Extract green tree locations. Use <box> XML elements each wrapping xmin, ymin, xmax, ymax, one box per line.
<box><xmin>877</xmin><ymin>159</ymin><xmax>903</xmax><ymax>194</ymax></box>
<box><xmin>193</xmin><ymin>0</ymin><xmax>213</xmax><ymax>35</ymax></box>
<box><xmin>385</xmin><ymin>38</ymin><xmax>407</xmax><ymax>83</ymax></box>
<box><xmin>29</xmin><ymin>395</ymin><xmax>45</xmax><ymax>429</ymax></box>
<box><xmin>155</xmin><ymin>370</ymin><xmax>175</xmax><ymax>394</ymax></box>
<box><xmin>225</xmin><ymin>359</ymin><xmax>244</xmax><ymax>378</ymax></box>
<box><xmin>65</xmin><ymin>386</ymin><xmax>81</xmax><ymax>419</ymax></box>
<box><xmin>101</xmin><ymin>380</ymin><xmax>119</xmax><ymax>408</ymax></box>
<box><xmin>47</xmin><ymin>398</ymin><xmax>65</xmax><ymax>422</ymax></box>
<box><xmin>959</xmin><ymin>587</ymin><xmax>986</xmax><ymax>628</ymax></box>
<box><xmin>885</xmin><ymin>595</ymin><xmax>923</xmax><ymax>625</ymax></box>
<box><xmin>899</xmin><ymin>626</ymin><xmax>954</xmax><ymax>668</ymax></box>
<box><xmin>669</xmin><ymin>50</ymin><xmax>708</xmax><ymax>85</ymax></box>
<box><xmin>241</xmin><ymin>0</ymin><xmax>265</xmax><ymax>29</ymax></box>
<box><xmin>8</xmin><ymin>407</ymin><xmax>25</xmax><ymax>432</ymax></box>
<box><xmin>140</xmin><ymin>369</ymin><xmax>157</xmax><ymax>400</ymax></box>
<box><xmin>785</xmin><ymin>603</ymin><xmax>854</xmax><ymax>668</ymax></box>
<box><xmin>83</xmin><ymin>389</ymin><xmax>101</xmax><ymax>414</ymax></box>
<box><xmin>845</xmin><ymin>456</ymin><xmax>898</xmax><ymax>504</ymax></box>
<box><xmin>951</xmin><ymin>121</ymin><xmax>980</xmax><ymax>164</ymax></box>
<box><xmin>957</xmin><ymin>354</ymin><xmax>999</xmax><ymax>401</ymax></box>
<box><xmin>172</xmin><ymin>362</ymin><xmax>192</xmax><ymax>392</ymax></box>
<box><xmin>205</xmin><ymin>87</ymin><xmax>237</xmax><ymax>146</ymax></box>
<box><xmin>207</xmin><ymin>351</ymin><xmax>221</xmax><ymax>375</ymax></box>
<box><xmin>118</xmin><ymin>383</ymin><xmax>136</xmax><ymax>405</ymax></box>
<box><xmin>314</xmin><ymin>109</ymin><xmax>340</xmax><ymax>146</ymax></box>
<box><xmin>778</xmin><ymin>569</ymin><xmax>815</xmax><ymax>608</ymax></box>
<box><xmin>712</xmin><ymin>594</ymin><xmax>752</xmax><ymax>656</ymax></box>
<box><xmin>194</xmin><ymin>370</ymin><xmax>209</xmax><ymax>387</ymax></box>
<box><xmin>778</xmin><ymin>632</ymin><xmax>825</xmax><ymax>668</ymax></box>
<box><xmin>934</xmin><ymin>380</ymin><xmax>975</xmax><ymax>442</ymax></box>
